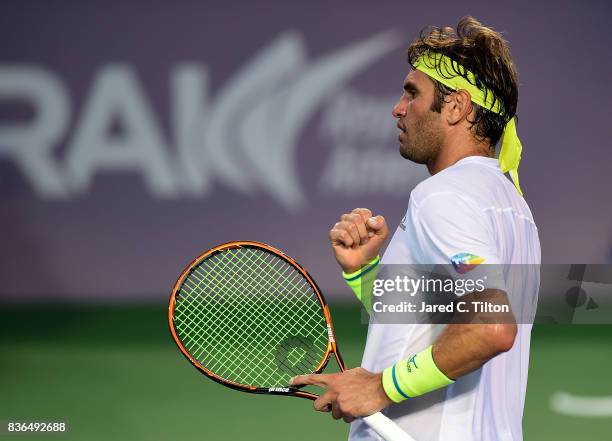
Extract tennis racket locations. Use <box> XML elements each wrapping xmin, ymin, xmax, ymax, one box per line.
<box><xmin>168</xmin><ymin>241</ymin><xmax>416</xmax><ymax>441</ymax></box>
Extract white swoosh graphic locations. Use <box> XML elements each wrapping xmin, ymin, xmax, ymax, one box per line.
<box><xmin>205</xmin><ymin>33</ymin><xmax>305</xmax><ymax>193</ymax></box>
<box><xmin>242</xmin><ymin>30</ymin><xmax>401</xmax><ymax>211</ymax></box>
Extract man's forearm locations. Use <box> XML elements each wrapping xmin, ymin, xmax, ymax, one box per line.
<box><xmin>381</xmin><ymin>289</ymin><xmax>517</xmax><ymax>403</ymax></box>
<box><xmin>432</xmin><ymin>321</ymin><xmax>517</xmax><ymax>380</ymax></box>
<box><xmin>432</xmin><ymin>289</ymin><xmax>517</xmax><ymax>380</ymax></box>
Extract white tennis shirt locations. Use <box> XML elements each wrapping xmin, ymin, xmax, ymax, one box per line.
<box><xmin>348</xmin><ymin>156</ymin><xmax>541</xmax><ymax>441</ymax></box>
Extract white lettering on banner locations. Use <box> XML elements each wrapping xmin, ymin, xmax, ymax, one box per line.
<box><xmin>318</xmin><ymin>90</ymin><xmax>429</xmax><ymax>194</ymax></box>
<box><xmin>66</xmin><ymin>65</ymin><xmax>178</xmax><ymax>196</ymax></box>
<box><xmin>319</xmin><ymin>90</ymin><xmax>397</xmax><ymax>144</ymax></box>
<box><xmin>0</xmin><ymin>31</ymin><xmax>403</xmax><ymax>209</ymax></box>
<box><xmin>172</xmin><ymin>64</ymin><xmax>212</xmax><ymax>195</ymax></box>
<box><xmin>0</xmin><ymin>66</ymin><xmax>71</xmax><ymax>197</ymax></box>
<box><xmin>238</xmin><ymin>31</ymin><xmax>401</xmax><ymax>210</ymax></box>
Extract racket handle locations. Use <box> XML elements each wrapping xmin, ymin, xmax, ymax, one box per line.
<box><xmin>362</xmin><ymin>412</ymin><xmax>417</xmax><ymax>441</ymax></box>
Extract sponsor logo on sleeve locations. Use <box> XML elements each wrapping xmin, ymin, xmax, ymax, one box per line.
<box><xmin>450</xmin><ymin>252</ymin><xmax>485</xmax><ymax>274</ymax></box>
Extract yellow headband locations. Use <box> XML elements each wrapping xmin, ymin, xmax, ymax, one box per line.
<box><xmin>413</xmin><ymin>51</ymin><xmax>523</xmax><ymax>195</ymax></box>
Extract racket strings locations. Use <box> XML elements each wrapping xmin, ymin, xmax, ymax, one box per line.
<box><xmin>177</xmin><ymin>251</ymin><xmax>285</xmax><ymax>381</ymax></box>
<box><xmin>187</xmin><ymin>250</ymin><xmax>321</xmax><ymax>377</ymax></box>
<box><xmin>208</xmin><ymin>250</ymin><xmax>325</xmax><ymax>380</ymax></box>
<box><xmin>173</xmin><ymin>247</ymin><xmax>328</xmax><ymax>387</ymax></box>
<box><xmin>177</xmin><ymin>249</ymin><xmax>326</xmax><ymax>384</ymax></box>
<box><xmin>275</xmin><ymin>335</ymin><xmax>321</xmax><ymax>374</ymax></box>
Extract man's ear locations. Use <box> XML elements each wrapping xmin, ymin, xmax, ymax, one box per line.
<box><xmin>446</xmin><ymin>90</ymin><xmax>473</xmax><ymax>125</ymax></box>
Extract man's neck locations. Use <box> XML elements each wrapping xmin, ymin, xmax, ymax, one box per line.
<box><xmin>427</xmin><ymin>136</ymin><xmax>493</xmax><ymax>175</ymax></box>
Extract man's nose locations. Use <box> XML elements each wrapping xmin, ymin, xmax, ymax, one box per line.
<box><xmin>392</xmin><ymin>100</ymin><xmax>406</xmax><ymax>118</ymax></box>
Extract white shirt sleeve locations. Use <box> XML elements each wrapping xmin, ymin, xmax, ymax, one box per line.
<box><xmin>408</xmin><ymin>191</ymin><xmax>506</xmax><ymax>292</ymax></box>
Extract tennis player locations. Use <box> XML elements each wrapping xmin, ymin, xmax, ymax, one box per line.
<box><xmin>291</xmin><ymin>17</ymin><xmax>541</xmax><ymax>441</ymax></box>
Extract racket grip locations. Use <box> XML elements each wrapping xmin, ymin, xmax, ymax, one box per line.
<box><xmin>362</xmin><ymin>412</ymin><xmax>417</xmax><ymax>441</ymax></box>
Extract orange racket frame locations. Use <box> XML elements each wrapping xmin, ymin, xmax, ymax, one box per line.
<box><xmin>168</xmin><ymin>240</ymin><xmax>348</xmax><ymax>401</ymax></box>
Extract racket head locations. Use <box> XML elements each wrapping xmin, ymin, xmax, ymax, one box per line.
<box><xmin>168</xmin><ymin>241</ymin><xmax>344</xmax><ymax>399</ymax></box>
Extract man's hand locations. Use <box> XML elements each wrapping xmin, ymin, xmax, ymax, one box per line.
<box><xmin>330</xmin><ymin>208</ymin><xmax>389</xmax><ymax>273</ymax></box>
<box><xmin>290</xmin><ymin>368</ymin><xmax>393</xmax><ymax>423</ymax></box>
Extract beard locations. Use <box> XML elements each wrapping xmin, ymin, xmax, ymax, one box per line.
<box><xmin>399</xmin><ymin>110</ymin><xmax>444</xmax><ymax>164</ymax></box>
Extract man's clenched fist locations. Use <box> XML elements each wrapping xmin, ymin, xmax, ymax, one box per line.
<box><xmin>329</xmin><ymin>208</ymin><xmax>388</xmax><ymax>273</ymax></box>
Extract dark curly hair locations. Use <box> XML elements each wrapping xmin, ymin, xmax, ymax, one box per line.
<box><xmin>407</xmin><ymin>17</ymin><xmax>518</xmax><ymax>147</ymax></box>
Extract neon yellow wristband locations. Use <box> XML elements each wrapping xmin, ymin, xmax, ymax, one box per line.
<box><xmin>342</xmin><ymin>255</ymin><xmax>380</xmax><ymax>312</ymax></box>
<box><xmin>382</xmin><ymin>345</ymin><xmax>455</xmax><ymax>403</ymax></box>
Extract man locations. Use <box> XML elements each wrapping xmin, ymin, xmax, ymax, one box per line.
<box><xmin>290</xmin><ymin>17</ymin><xmax>541</xmax><ymax>441</ymax></box>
